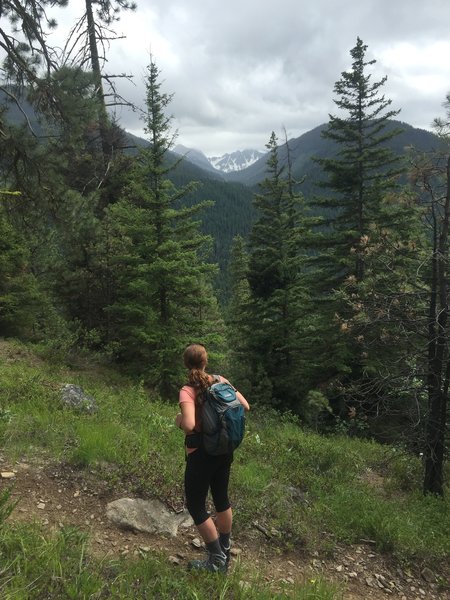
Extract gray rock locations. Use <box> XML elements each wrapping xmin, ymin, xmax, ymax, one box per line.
<box><xmin>61</xmin><ymin>384</ymin><xmax>98</xmax><ymax>414</ymax></box>
<box><xmin>421</xmin><ymin>567</ymin><xmax>436</xmax><ymax>583</ymax></box>
<box><xmin>106</xmin><ymin>498</ymin><xmax>193</xmax><ymax>537</ymax></box>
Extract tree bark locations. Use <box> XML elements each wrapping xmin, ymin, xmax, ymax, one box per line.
<box><xmin>423</xmin><ymin>156</ymin><xmax>450</xmax><ymax>496</ymax></box>
<box><xmin>85</xmin><ymin>0</ymin><xmax>110</xmax><ymax>165</ymax></box>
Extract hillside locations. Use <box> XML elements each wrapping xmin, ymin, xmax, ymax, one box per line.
<box><xmin>223</xmin><ymin>121</ymin><xmax>442</xmax><ymax>191</ymax></box>
<box><xmin>2</xmin><ymin>90</ymin><xmax>442</xmax><ymax>278</ymax></box>
<box><xmin>0</xmin><ymin>340</ymin><xmax>448</xmax><ymax>598</ymax></box>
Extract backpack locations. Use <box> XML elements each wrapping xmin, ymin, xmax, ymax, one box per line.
<box><xmin>201</xmin><ymin>377</ymin><xmax>245</xmax><ymax>455</ymax></box>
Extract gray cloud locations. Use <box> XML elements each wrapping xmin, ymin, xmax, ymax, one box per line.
<box><xmin>49</xmin><ymin>0</ymin><xmax>450</xmax><ymax>154</ymax></box>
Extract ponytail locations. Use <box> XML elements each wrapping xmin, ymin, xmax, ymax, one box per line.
<box><xmin>183</xmin><ymin>344</ymin><xmax>210</xmax><ymax>399</ymax></box>
<box><xmin>188</xmin><ymin>367</ymin><xmax>210</xmax><ymax>394</ymax></box>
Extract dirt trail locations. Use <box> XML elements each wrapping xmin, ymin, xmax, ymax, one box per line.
<box><xmin>1</xmin><ymin>455</ymin><xmax>448</xmax><ymax>600</ymax></box>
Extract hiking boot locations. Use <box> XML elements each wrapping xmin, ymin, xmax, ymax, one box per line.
<box><xmin>220</xmin><ymin>544</ymin><xmax>231</xmax><ymax>571</ymax></box>
<box><xmin>187</xmin><ymin>551</ymin><xmax>227</xmax><ymax>574</ymax></box>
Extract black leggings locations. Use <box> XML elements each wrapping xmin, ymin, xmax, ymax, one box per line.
<box><xmin>184</xmin><ymin>446</ymin><xmax>233</xmax><ymax>526</ymax></box>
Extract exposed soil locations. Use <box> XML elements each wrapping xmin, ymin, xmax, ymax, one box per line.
<box><xmin>1</xmin><ymin>455</ymin><xmax>448</xmax><ymax>600</ymax></box>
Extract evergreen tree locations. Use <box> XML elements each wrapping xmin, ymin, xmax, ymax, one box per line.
<box><xmin>246</xmin><ymin>132</ymin><xmax>311</xmax><ymax>408</ymax></box>
<box><xmin>106</xmin><ymin>59</ymin><xmax>224</xmax><ymax>398</ymax></box>
<box><xmin>62</xmin><ymin>0</ymin><xmax>136</xmax><ymax>175</ymax></box>
<box><xmin>307</xmin><ymin>37</ymin><xmax>411</xmax><ymax>417</ymax></box>
<box><xmin>412</xmin><ymin>96</ymin><xmax>450</xmax><ymax>495</ymax></box>
<box><xmin>314</xmin><ymin>36</ymin><xmax>403</xmax><ymax>287</ymax></box>
<box><xmin>0</xmin><ymin>201</ymin><xmax>48</xmax><ymax>337</ymax></box>
<box><xmin>225</xmin><ymin>235</ymin><xmax>253</xmax><ymax>397</ymax></box>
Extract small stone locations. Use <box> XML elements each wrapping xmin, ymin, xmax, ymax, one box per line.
<box><xmin>312</xmin><ymin>559</ymin><xmax>321</xmax><ymax>569</ymax></box>
<box><xmin>73</xmin><ymin>491</ymin><xmax>80</xmax><ymax>498</ymax></box>
<box><xmin>56</xmin><ymin>505</ymin><xmax>62</xmax><ymax>510</ymax></box>
<box><xmin>37</xmin><ymin>503</ymin><xmax>45</xmax><ymax>510</ymax></box>
<box><xmin>191</xmin><ymin>537</ymin><xmax>202</xmax><ymax>548</ymax></box>
<box><xmin>169</xmin><ymin>556</ymin><xmax>181</xmax><ymax>565</ymax></box>
<box><xmin>336</xmin><ymin>565</ymin><xmax>344</xmax><ymax>572</ymax></box>
<box><xmin>287</xmin><ymin>560</ymin><xmax>295</xmax><ymax>567</ymax></box>
<box><xmin>419</xmin><ymin>590</ymin><xmax>425</xmax><ymax>597</ymax></box>
<box><xmin>139</xmin><ymin>546</ymin><xmax>150</xmax><ymax>553</ymax></box>
<box><xmin>286</xmin><ymin>577</ymin><xmax>294</xmax><ymax>584</ymax></box>
<box><xmin>1</xmin><ymin>472</ymin><xmax>16</xmax><ymax>479</ymax></box>
<box><xmin>230</xmin><ymin>547</ymin><xmax>242</xmax><ymax>556</ymax></box>
<box><xmin>376</xmin><ymin>574</ymin><xmax>389</xmax><ymax>587</ymax></box>
<box><xmin>348</xmin><ymin>572</ymin><xmax>358</xmax><ymax>579</ymax></box>
<box><xmin>421</xmin><ymin>567</ymin><xmax>436</xmax><ymax>583</ymax></box>
<box><xmin>366</xmin><ymin>577</ymin><xmax>375</xmax><ymax>588</ymax></box>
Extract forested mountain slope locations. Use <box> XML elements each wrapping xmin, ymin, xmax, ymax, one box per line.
<box><xmin>224</xmin><ymin>120</ymin><xmax>442</xmax><ymax>191</ymax></box>
<box><xmin>1</xmin><ymin>89</ymin><xmax>254</xmax><ymax>274</ymax></box>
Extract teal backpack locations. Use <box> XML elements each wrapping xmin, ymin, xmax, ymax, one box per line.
<box><xmin>201</xmin><ymin>377</ymin><xmax>245</xmax><ymax>455</ymax></box>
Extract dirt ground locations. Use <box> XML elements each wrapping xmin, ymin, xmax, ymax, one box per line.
<box><xmin>1</xmin><ymin>455</ymin><xmax>448</xmax><ymax>600</ymax></box>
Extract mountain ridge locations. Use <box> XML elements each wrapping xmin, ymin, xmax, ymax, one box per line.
<box><xmin>173</xmin><ymin>145</ymin><xmax>265</xmax><ymax>175</ymax></box>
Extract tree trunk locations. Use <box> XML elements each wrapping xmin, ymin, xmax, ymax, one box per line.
<box><xmin>423</xmin><ymin>156</ymin><xmax>450</xmax><ymax>496</ymax></box>
<box><xmin>85</xmin><ymin>0</ymin><xmax>110</xmax><ymax>165</ymax></box>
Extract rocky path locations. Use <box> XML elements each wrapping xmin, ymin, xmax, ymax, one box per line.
<box><xmin>1</xmin><ymin>456</ymin><xmax>448</xmax><ymax>600</ymax></box>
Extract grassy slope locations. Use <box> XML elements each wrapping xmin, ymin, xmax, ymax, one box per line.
<box><xmin>0</xmin><ymin>339</ymin><xmax>448</xmax><ymax>598</ymax></box>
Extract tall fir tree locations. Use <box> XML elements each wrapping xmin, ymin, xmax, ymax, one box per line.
<box><xmin>314</xmin><ymin>36</ymin><xmax>403</xmax><ymax>288</ymax></box>
<box><xmin>307</xmin><ymin>37</ymin><xmax>410</xmax><ymax>413</ymax></box>
<box><xmin>246</xmin><ymin>132</ymin><xmax>312</xmax><ymax>409</ymax></box>
<box><xmin>225</xmin><ymin>235</ymin><xmax>253</xmax><ymax>397</ymax></box>
<box><xmin>106</xmin><ymin>59</ymin><xmax>225</xmax><ymax>398</ymax></box>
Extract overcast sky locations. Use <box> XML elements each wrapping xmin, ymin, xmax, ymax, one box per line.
<box><xmin>49</xmin><ymin>0</ymin><xmax>450</xmax><ymax>156</ymax></box>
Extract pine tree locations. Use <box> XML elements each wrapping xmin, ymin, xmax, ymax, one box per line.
<box><xmin>0</xmin><ymin>202</ymin><xmax>46</xmax><ymax>337</ymax></box>
<box><xmin>225</xmin><ymin>235</ymin><xmax>253</xmax><ymax>397</ymax></box>
<box><xmin>314</xmin><ymin>36</ymin><xmax>403</xmax><ymax>287</ymax></box>
<box><xmin>246</xmin><ymin>132</ymin><xmax>311</xmax><ymax>408</ymax></box>
<box><xmin>106</xmin><ymin>59</ymin><xmax>224</xmax><ymax>398</ymax></box>
<box><xmin>413</xmin><ymin>96</ymin><xmax>450</xmax><ymax>495</ymax></box>
<box><xmin>307</xmin><ymin>37</ymin><xmax>410</xmax><ymax>413</ymax></box>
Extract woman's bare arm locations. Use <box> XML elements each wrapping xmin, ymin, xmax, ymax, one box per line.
<box><xmin>175</xmin><ymin>401</ymin><xmax>196</xmax><ymax>433</ymax></box>
<box><xmin>236</xmin><ymin>390</ymin><xmax>250</xmax><ymax>412</ymax></box>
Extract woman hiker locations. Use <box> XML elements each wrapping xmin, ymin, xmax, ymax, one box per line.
<box><xmin>175</xmin><ymin>343</ymin><xmax>250</xmax><ymax>573</ymax></box>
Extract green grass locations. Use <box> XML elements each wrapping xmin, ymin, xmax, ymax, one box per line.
<box><xmin>0</xmin><ymin>515</ymin><xmax>342</xmax><ymax>599</ymax></box>
<box><xmin>0</xmin><ymin>338</ymin><xmax>449</xmax><ymax>597</ymax></box>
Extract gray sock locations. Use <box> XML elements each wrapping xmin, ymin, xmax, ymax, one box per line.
<box><xmin>206</xmin><ymin>538</ymin><xmax>226</xmax><ymax>559</ymax></box>
<box><xmin>219</xmin><ymin>532</ymin><xmax>231</xmax><ymax>550</ymax></box>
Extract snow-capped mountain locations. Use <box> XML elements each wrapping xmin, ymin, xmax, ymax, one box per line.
<box><xmin>209</xmin><ymin>149</ymin><xmax>265</xmax><ymax>173</ymax></box>
<box><xmin>173</xmin><ymin>144</ymin><xmax>265</xmax><ymax>175</ymax></box>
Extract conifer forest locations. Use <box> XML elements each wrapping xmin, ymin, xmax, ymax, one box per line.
<box><xmin>0</xmin><ymin>2</ymin><xmax>449</xmax><ymax>497</ymax></box>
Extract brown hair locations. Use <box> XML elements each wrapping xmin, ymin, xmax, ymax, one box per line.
<box><xmin>183</xmin><ymin>343</ymin><xmax>210</xmax><ymax>393</ymax></box>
